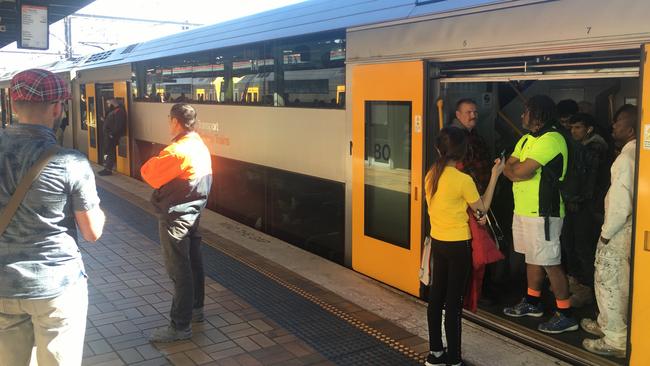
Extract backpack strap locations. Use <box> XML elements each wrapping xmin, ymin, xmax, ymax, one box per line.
<box><xmin>0</xmin><ymin>145</ymin><xmax>60</xmax><ymax>236</ymax></box>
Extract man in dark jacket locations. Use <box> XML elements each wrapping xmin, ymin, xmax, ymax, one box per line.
<box><xmin>98</xmin><ymin>99</ymin><xmax>127</xmax><ymax>176</ymax></box>
<box><xmin>141</xmin><ymin>103</ymin><xmax>213</xmax><ymax>342</ymax></box>
<box><xmin>562</xmin><ymin>113</ymin><xmax>611</xmax><ymax>307</ymax></box>
<box><xmin>449</xmin><ymin>98</ymin><xmax>492</xmax><ymax>193</ymax></box>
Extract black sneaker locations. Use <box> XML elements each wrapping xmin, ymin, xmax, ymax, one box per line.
<box><xmin>97</xmin><ymin>169</ymin><xmax>112</xmax><ymax>176</ymax></box>
<box><xmin>425</xmin><ymin>351</ymin><xmax>446</xmax><ymax>366</ymax></box>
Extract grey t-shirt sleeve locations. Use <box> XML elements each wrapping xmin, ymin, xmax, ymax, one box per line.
<box><xmin>67</xmin><ymin>152</ymin><xmax>100</xmax><ymax>212</ymax></box>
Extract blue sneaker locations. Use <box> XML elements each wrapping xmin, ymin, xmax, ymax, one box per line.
<box><xmin>538</xmin><ymin>312</ymin><xmax>579</xmax><ymax>334</ymax></box>
<box><xmin>503</xmin><ymin>298</ymin><xmax>544</xmax><ymax>318</ymax></box>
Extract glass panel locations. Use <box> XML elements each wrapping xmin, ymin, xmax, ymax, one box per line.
<box><xmin>80</xmin><ymin>85</ymin><xmax>87</xmax><ymax>131</ymax></box>
<box><xmin>278</xmin><ymin>33</ymin><xmax>345</xmax><ymax>108</ymax></box>
<box><xmin>364</xmin><ymin>101</ymin><xmax>411</xmax><ymax>249</ymax></box>
<box><xmin>134</xmin><ymin>31</ymin><xmax>345</xmax><ymax>109</ymax></box>
<box><xmin>88</xmin><ymin>96</ymin><xmax>96</xmax><ymax>148</ymax></box>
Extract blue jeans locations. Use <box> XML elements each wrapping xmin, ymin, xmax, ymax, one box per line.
<box><xmin>159</xmin><ymin>218</ymin><xmax>205</xmax><ymax>330</ymax></box>
<box><xmin>0</xmin><ymin>278</ymin><xmax>88</xmax><ymax>366</ymax></box>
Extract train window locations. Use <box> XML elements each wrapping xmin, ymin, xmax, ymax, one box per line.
<box><xmin>230</xmin><ymin>43</ymin><xmax>275</xmax><ymax>106</ymax></box>
<box><xmin>134</xmin><ymin>30</ymin><xmax>345</xmax><ymax>109</ymax></box>
<box><xmin>277</xmin><ymin>33</ymin><xmax>346</xmax><ymax>108</ymax></box>
<box><xmin>364</xmin><ymin>101</ymin><xmax>412</xmax><ymax>249</ymax></box>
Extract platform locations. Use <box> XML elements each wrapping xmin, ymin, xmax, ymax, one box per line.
<box><xmin>71</xmin><ymin>168</ymin><xmax>568</xmax><ymax>366</ymax></box>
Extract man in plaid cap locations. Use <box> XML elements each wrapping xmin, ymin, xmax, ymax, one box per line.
<box><xmin>0</xmin><ymin>69</ymin><xmax>106</xmax><ymax>365</ymax></box>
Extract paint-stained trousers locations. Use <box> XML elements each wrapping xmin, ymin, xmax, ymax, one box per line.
<box><xmin>594</xmin><ymin>224</ymin><xmax>631</xmax><ymax>351</ymax></box>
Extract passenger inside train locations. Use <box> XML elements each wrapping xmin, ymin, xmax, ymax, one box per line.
<box><xmin>438</xmin><ymin>76</ymin><xmax>637</xmax><ymax>361</ymax></box>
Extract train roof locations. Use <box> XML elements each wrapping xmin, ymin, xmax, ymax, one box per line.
<box><xmin>0</xmin><ymin>0</ymin><xmax>519</xmax><ymax>81</ymax></box>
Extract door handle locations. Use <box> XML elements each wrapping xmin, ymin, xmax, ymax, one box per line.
<box><xmin>414</xmin><ymin>186</ymin><xmax>418</xmax><ymax>201</ymax></box>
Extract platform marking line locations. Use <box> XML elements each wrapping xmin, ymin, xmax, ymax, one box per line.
<box><xmin>201</xmin><ymin>237</ymin><xmax>427</xmax><ymax>364</ymax></box>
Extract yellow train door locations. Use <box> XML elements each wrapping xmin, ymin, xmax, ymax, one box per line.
<box><xmin>351</xmin><ymin>61</ymin><xmax>424</xmax><ymax>296</ymax></box>
<box><xmin>113</xmin><ymin>81</ymin><xmax>131</xmax><ymax>176</ymax></box>
<box><xmin>85</xmin><ymin>84</ymin><xmax>98</xmax><ymax>163</ymax></box>
<box><xmin>630</xmin><ymin>43</ymin><xmax>650</xmax><ymax>365</ymax></box>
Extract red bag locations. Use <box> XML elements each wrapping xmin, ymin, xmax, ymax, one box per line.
<box><xmin>464</xmin><ymin>209</ymin><xmax>504</xmax><ymax>312</ymax></box>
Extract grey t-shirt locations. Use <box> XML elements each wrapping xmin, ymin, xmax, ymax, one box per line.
<box><xmin>0</xmin><ymin>123</ymin><xmax>99</xmax><ymax>298</ymax></box>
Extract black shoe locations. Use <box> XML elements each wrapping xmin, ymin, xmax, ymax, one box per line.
<box><xmin>97</xmin><ymin>169</ymin><xmax>112</xmax><ymax>176</ymax></box>
<box><xmin>425</xmin><ymin>351</ymin><xmax>447</xmax><ymax>366</ymax></box>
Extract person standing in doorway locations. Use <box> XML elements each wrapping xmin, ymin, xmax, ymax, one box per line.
<box><xmin>425</xmin><ymin>127</ymin><xmax>504</xmax><ymax>366</ymax></box>
<box><xmin>141</xmin><ymin>103</ymin><xmax>213</xmax><ymax>342</ymax></box>
<box><xmin>0</xmin><ymin>68</ymin><xmax>105</xmax><ymax>365</ymax></box>
<box><xmin>580</xmin><ymin>105</ymin><xmax>637</xmax><ymax>358</ymax></box>
<box><xmin>502</xmin><ymin>95</ymin><xmax>578</xmax><ymax>334</ymax></box>
<box><xmin>98</xmin><ymin>99</ymin><xmax>126</xmax><ymax>176</ymax></box>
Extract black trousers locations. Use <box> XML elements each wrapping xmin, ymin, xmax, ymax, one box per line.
<box><xmin>427</xmin><ymin>238</ymin><xmax>472</xmax><ymax>364</ymax></box>
<box><xmin>103</xmin><ymin>134</ymin><xmax>119</xmax><ymax>170</ymax></box>
<box><xmin>159</xmin><ymin>218</ymin><xmax>205</xmax><ymax>330</ymax></box>
<box><xmin>561</xmin><ymin>202</ymin><xmax>601</xmax><ymax>287</ymax></box>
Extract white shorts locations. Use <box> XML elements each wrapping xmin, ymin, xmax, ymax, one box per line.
<box><xmin>512</xmin><ymin>214</ymin><xmax>563</xmax><ymax>266</ymax></box>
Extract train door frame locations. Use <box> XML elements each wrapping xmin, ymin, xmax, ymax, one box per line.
<box><xmin>426</xmin><ymin>53</ymin><xmax>642</xmax><ymax>366</ymax></box>
<box><xmin>351</xmin><ymin>61</ymin><xmax>425</xmax><ymax>296</ymax></box>
<box><xmin>85</xmin><ymin>81</ymin><xmax>131</xmax><ymax>176</ymax></box>
<box><xmin>629</xmin><ymin>42</ymin><xmax>650</xmax><ymax>366</ymax></box>
<box><xmin>85</xmin><ymin>84</ymin><xmax>99</xmax><ymax>163</ymax></box>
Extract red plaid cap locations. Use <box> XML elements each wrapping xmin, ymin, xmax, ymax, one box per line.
<box><xmin>10</xmin><ymin>69</ymin><xmax>71</xmax><ymax>102</ymax></box>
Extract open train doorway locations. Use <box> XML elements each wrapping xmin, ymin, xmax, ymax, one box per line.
<box><xmin>84</xmin><ymin>81</ymin><xmax>131</xmax><ymax>176</ymax></box>
<box><xmin>427</xmin><ymin>50</ymin><xmax>639</xmax><ymax>366</ymax></box>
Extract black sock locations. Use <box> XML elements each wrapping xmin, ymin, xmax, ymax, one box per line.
<box><xmin>557</xmin><ymin>307</ymin><xmax>572</xmax><ymax>317</ymax></box>
<box><xmin>526</xmin><ymin>294</ymin><xmax>541</xmax><ymax>306</ymax></box>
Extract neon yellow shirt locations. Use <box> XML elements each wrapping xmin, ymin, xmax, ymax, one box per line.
<box><xmin>425</xmin><ymin>166</ymin><xmax>480</xmax><ymax>241</ymax></box>
<box><xmin>511</xmin><ymin>130</ymin><xmax>567</xmax><ymax>217</ymax></box>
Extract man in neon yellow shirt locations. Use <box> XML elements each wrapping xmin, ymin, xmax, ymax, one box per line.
<box><xmin>502</xmin><ymin>95</ymin><xmax>578</xmax><ymax>334</ymax></box>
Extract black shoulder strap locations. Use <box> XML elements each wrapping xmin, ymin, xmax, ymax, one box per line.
<box><xmin>0</xmin><ymin>145</ymin><xmax>60</xmax><ymax>235</ymax></box>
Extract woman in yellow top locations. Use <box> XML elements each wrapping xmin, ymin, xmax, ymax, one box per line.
<box><xmin>424</xmin><ymin>127</ymin><xmax>504</xmax><ymax>366</ymax></box>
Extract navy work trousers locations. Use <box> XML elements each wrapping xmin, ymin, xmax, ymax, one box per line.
<box><xmin>158</xmin><ymin>218</ymin><xmax>205</xmax><ymax>330</ymax></box>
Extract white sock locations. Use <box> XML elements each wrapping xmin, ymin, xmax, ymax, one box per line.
<box><xmin>430</xmin><ymin>350</ymin><xmax>443</xmax><ymax>357</ymax></box>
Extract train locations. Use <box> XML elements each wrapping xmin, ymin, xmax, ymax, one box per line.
<box><xmin>2</xmin><ymin>0</ymin><xmax>650</xmax><ymax>365</ymax></box>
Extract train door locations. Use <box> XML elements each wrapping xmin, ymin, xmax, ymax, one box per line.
<box><xmin>85</xmin><ymin>82</ymin><xmax>131</xmax><ymax>176</ymax></box>
<box><xmin>630</xmin><ymin>43</ymin><xmax>650</xmax><ymax>365</ymax></box>
<box><xmin>85</xmin><ymin>84</ymin><xmax>98</xmax><ymax>163</ymax></box>
<box><xmin>113</xmin><ymin>82</ymin><xmax>131</xmax><ymax>176</ymax></box>
<box><xmin>351</xmin><ymin>61</ymin><xmax>424</xmax><ymax>296</ymax></box>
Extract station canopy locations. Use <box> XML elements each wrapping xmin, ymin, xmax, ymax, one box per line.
<box><xmin>0</xmin><ymin>0</ymin><xmax>94</xmax><ymax>49</ymax></box>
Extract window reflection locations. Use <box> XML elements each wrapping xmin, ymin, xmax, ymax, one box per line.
<box><xmin>135</xmin><ymin>31</ymin><xmax>345</xmax><ymax>109</ymax></box>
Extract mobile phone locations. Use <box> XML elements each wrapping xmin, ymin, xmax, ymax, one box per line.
<box><xmin>499</xmin><ymin>149</ymin><xmax>506</xmax><ymax>161</ymax></box>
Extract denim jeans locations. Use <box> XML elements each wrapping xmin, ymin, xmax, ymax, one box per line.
<box><xmin>0</xmin><ymin>278</ymin><xmax>88</xmax><ymax>366</ymax></box>
<box><xmin>159</xmin><ymin>218</ymin><xmax>205</xmax><ymax>330</ymax></box>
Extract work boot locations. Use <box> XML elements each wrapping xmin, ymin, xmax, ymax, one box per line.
<box><xmin>583</xmin><ymin>338</ymin><xmax>626</xmax><ymax>358</ymax></box>
<box><xmin>570</xmin><ymin>283</ymin><xmax>594</xmax><ymax>308</ymax></box>
<box><xmin>149</xmin><ymin>325</ymin><xmax>192</xmax><ymax>343</ymax></box>
<box><xmin>580</xmin><ymin>318</ymin><xmax>604</xmax><ymax>337</ymax></box>
<box><xmin>192</xmin><ymin>307</ymin><xmax>205</xmax><ymax>323</ymax></box>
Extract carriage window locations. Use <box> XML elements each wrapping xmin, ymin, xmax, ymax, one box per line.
<box><xmin>276</xmin><ymin>33</ymin><xmax>346</xmax><ymax>108</ymax></box>
<box><xmin>364</xmin><ymin>101</ymin><xmax>412</xmax><ymax>249</ymax></box>
<box><xmin>135</xmin><ymin>31</ymin><xmax>345</xmax><ymax>109</ymax></box>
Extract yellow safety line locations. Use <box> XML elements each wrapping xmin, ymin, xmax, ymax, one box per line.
<box><xmin>202</xmin><ymin>237</ymin><xmax>427</xmax><ymax>363</ymax></box>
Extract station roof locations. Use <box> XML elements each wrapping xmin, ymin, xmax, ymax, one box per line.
<box><xmin>0</xmin><ymin>0</ymin><xmax>523</xmax><ymax>79</ymax></box>
<box><xmin>0</xmin><ymin>0</ymin><xmax>94</xmax><ymax>49</ymax></box>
